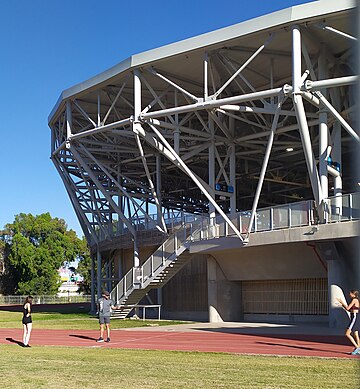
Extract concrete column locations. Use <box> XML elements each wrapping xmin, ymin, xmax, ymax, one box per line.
<box><xmin>317</xmin><ymin>242</ymin><xmax>349</xmax><ymax>328</ymax></box>
<box><xmin>207</xmin><ymin>256</ymin><xmax>223</xmax><ymax>322</ymax></box>
<box><xmin>207</xmin><ymin>255</ymin><xmax>242</xmax><ymax>322</ymax></box>
<box><xmin>327</xmin><ymin>259</ymin><xmax>349</xmax><ymax>328</ymax></box>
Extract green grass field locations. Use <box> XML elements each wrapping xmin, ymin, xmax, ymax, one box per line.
<box><xmin>0</xmin><ymin>306</ymin><xmax>359</xmax><ymax>388</ymax></box>
<box><xmin>0</xmin><ymin>344</ymin><xmax>358</xmax><ymax>389</ymax></box>
<box><xmin>0</xmin><ymin>309</ymin><xmax>186</xmax><ymax>330</ymax></box>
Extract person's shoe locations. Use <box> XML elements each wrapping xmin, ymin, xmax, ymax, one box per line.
<box><xmin>96</xmin><ymin>337</ymin><xmax>104</xmax><ymax>343</ymax></box>
<box><xmin>350</xmin><ymin>348</ymin><xmax>360</xmax><ymax>355</ymax></box>
<box><xmin>25</xmin><ymin>344</ymin><xmax>31</xmax><ymax>348</ymax></box>
<box><xmin>106</xmin><ymin>337</ymin><xmax>111</xmax><ymax>343</ymax></box>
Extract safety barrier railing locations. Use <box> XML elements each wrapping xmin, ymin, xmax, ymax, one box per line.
<box><xmin>110</xmin><ymin>192</ymin><xmax>359</xmax><ymax>305</ymax></box>
<box><xmin>0</xmin><ymin>295</ymin><xmax>91</xmax><ymax>305</ymax></box>
<box><xmin>111</xmin><ymin>214</ymin><xmax>207</xmax><ymax>304</ymax></box>
<box><xmin>100</xmin><ymin>193</ymin><xmax>359</xmax><ymax>246</ymax></box>
<box><xmin>325</xmin><ymin>192</ymin><xmax>360</xmax><ymax>222</ymax></box>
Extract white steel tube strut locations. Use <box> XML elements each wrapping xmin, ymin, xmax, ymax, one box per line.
<box><xmin>246</xmin><ymin>97</ymin><xmax>283</xmax><ymax>238</ymax></box>
<box><xmin>146</xmin><ymin>122</ymin><xmax>245</xmax><ymax>242</ymax></box>
<box><xmin>318</xmin><ymin>46</ymin><xmax>329</xmax><ymax>199</ymax></box>
<box><xmin>141</xmin><ymin>87</ymin><xmax>284</xmax><ymax>119</ymax></box>
<box><xmin>292</xmin><ymin>25</ymin><xmax>324</xmax><ymax>207</ymax></box>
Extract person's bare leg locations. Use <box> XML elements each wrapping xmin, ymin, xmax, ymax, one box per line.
<box><xmin>22</xmin><ymin>324</ymin><xmax>27</xmax><ymax>345</ymax></box>
<box><xmin>100</xmin><ymin>323</ymin><xmax>104</xmax><ymax>339</ymax></box>
<box><xmin>353</xmin><ymin>331</ymin><xmax>360</xmax><ymax>348</ymax></box>
<box><xmin>345</xmin><ymin>329</ymin><xmax>358</xmax><ymax>348</ymax></box>
<box><xmin>25</xmin><ymin>323</ymin><xmax>32</xmax><ymax>345</ymax></box>
<box><xmin>106</xmin><ymin>323</ymin><xmax>110</xmax><ymax>339</ymax></box>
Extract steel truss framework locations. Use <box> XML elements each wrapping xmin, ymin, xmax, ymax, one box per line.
<box><xmin>49</xmin><ymin>2</ymin><xmax>358</xmax><ymax>263</ymax></box>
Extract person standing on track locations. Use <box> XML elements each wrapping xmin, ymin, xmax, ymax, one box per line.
<box><xmin>96</xmin><ymin>291</ymin><xmax>117</xmax><ymax>343</ymax></box>
<box><xmin>337</xmin><ymin>290</ymin><xmax>360</xmax><ymax>355</ymax></box>
<box><xmin>22</xmin><ymin>295</ymin><xmax>33</xmax><ymax>348</ymax></box>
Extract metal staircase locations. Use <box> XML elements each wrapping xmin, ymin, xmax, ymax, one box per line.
<box><xmin>110</xmin><ymin>218</ymin><xmax>204</xmax><ymax>319</ymax></box>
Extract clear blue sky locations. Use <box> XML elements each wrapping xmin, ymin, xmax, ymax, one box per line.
<box><xmin>0</xmin><ymin>0</ymin><xmax>314</xmax><ymax>237</ymax></box>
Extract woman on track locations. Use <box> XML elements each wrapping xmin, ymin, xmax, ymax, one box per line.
<box><xmin>337</xmin><ymin>290</ymin><xmax>360</xmax><ymax>355</ymax></box>
<box><xmin>22</xmin><ymin>295</ymin><xmax>33</xmax><ymax>347</ymax></box>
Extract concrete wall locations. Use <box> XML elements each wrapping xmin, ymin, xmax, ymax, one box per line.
<box><xmin>209</xmin><ymin>242</ymin><xmax>327</xmax><ymax>281</ymax></box>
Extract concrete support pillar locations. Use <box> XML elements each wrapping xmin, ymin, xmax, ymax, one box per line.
<box><xmin>208</xmin><ymin>256</ymin><xmax>223</xmax><ymax>322</ymax></box>
<box><xmin>207</xmin><ymin>256</ymin><xmax>242</xmax><ymax>322</ymax></box>
<box><xmin>317</xmin><ymin>242</ymin><xmax>349</xmax><ymax>328</ymax></box>
<box><xmin>327</xmin><ymin>259</ymin><xmax>349</xmax><ymax>328</ymax></box>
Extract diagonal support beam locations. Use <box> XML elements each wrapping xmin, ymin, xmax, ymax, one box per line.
<box><xmin>213</xmin><ymin>34</ymin><xmax>274</xmax><ymax>99</ymax></box>
<box><xmin>246</xmin><ymin>97</ymin><xmax>284</xmax><ymax>237</ymax></box>
<box><xmin>134</xmin><ymin>134</ymin><xmax>167</xmax><ymax>232</ymax></box>
<box><xmin>143</xmin><ymin>123</ymin><xmax>245</xmax><ymax>242</ymax></box>
<box><xmin>70</xmin><ymin>146</ymin><xmax>137</xmax><ymax>236</ymax></box>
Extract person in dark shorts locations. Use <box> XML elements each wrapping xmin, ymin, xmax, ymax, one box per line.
<box><xmin>96</xmin><ymin>291</ymin><xmax>118</xmax><ymax>343</ymax></box>
<box><xmin>337</xmin><ymin>290</ymin><xmax>360</xmax><ymax>355</ymax></box>
<box><xmin>22</xmin><ymin>295</ymin><xmax>33</xmax><ymax>347</ymax></box>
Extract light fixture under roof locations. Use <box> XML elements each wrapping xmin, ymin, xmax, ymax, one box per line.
<box><xmin>286</xmin><ymin>147</ymin><xmax>294</xmax><ymax>152</ymax></box>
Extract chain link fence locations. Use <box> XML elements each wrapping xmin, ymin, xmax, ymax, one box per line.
<box><xmin>0</xmin><ymin>295</ymin><xmax>91</xmax><ymax>305</ymax></box>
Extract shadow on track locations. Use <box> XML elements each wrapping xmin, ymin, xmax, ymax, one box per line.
<box><xmin>6</xmin><ymin>337</ymin><xmax>24</xmax><ymax>347</ymax></box>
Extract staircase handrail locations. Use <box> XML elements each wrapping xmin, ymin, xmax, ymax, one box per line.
<box><xmin>110</xmin><ymin>214</ymin><xmax>210</xmax><ymax>304</ymax></box>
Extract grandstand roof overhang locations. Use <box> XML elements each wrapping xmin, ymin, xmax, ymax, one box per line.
<box><xmin>48</xmin><ymin>0</ymin><xmax>356</xmax><ymax>124</ymax></box>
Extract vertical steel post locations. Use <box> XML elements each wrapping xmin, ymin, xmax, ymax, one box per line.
<box><xmin>246</xmin><ymin>98</ymin><xmax>283</xmax><ymax>237</ymax></box>
<box><xmin>318</xmin><ymin>45</ymin><xmax>328</xmax><ymax>199</ymax></box>
<box><xmin>174</xmin><ymin>90</ymin><xmax>180</xmax><ymax>154</ymax></box>
<box><xmin>96</xmin><ymin>247</ymin><xmax>102</xmax><ymax>299</ymax></box>
<box><xmin>91</xmin><ymin>253</ymin><xmax>96</xmax><ymax>312</ymax></box>
<box><xmin>66</xmin><ymin>101</ymin><xmax>72</xmax><ymax>140</ymax></box>
<box><xmin>229</xmin><ymin>116</ymin><xmax>236</xmax><ymax>216</ymax></box>
<box><xmin>97</xmin><ymin>92</ymin><xmax>101</xmax><ymax>127</ymax></box>
<box><xmin>133</xmin><ymin>69</ymin><xmax>141</xmax><ymax>268</ymax></box>
<box><xmin>156</xmin><ymin>154</ymin><xmax>162</xmax><ymax>225</ymax></box>
<box><xmin>292</xmin><ymin>25</ymin><xmax>324</xmax><ymax>209</ymax></box>
<box><xmin>204</xmin><ymin>52</ymin><xmax>209</xmax><ymax>100</ymax></box>
<box><xmin>208</xmin><ymin>117</ymin><xmax>216</xmax><ymax>228</ymax></box>
<box><xmin>330</xmin><ymin>89</ymin><xmax>343</xmax><ymax>197</ymax></box>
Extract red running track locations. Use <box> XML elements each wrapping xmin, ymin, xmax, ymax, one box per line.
<box><xmin>1</xmin><ymin>328</ymin><xmax>359</xmax><ymax>358</ymax></box>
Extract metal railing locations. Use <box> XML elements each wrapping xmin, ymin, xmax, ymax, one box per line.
<box><xmin>191</xmin><ymin>193</ymin><xmax>359</xmax><ymax>240</ymax></box>
<box><xmin>0</xmin><ymin>295</ymin><xmax>91</xmax><ymax>305</ymax></box>
<box><xmin>109</xmin><ymin>192</ymin><xmax>359</xmax><ymax>305</ymax></box>
<box><xmin>326</xmin><ymin>192</ymin><xmax>360</xmax><ymax>222</ymax></box>
<box><xmin>98</xmin><ymin>193</ymin><xmax>360</xmax><ymax>245</ymax></box>
<box><xmin>111</xmin><ymin>215</ymin><xmax>206</xmax><ymax>304</ymax></box>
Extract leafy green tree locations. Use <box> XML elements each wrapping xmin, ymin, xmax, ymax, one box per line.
<box><xmin>0</xmin><ymin>213</ymin><xmax>89</xmax><ymax>295</ymax></box>
<box><xmin>76</xmin><ymin>237</ymin><xmax>92</xmax><ymax>295</ymax></box>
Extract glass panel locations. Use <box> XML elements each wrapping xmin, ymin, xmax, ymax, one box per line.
<box><xmin>290</xmin><ymin>201</ymin><xmax>309</xmax><ymax>227</ymax></box>
<box><xmin>256</xmin><ymin>208</ymin><xmax>271</xmax><ymax>231</ymax></box>
<box><xmin>272</xmin><ymin>206</ymin><xmax>289</xmax><ymax>229</ymax></box>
